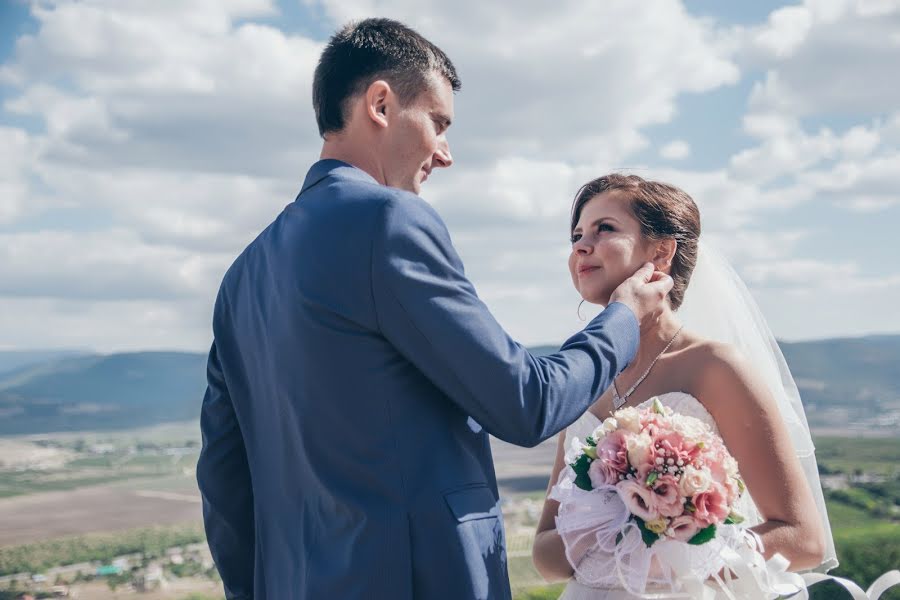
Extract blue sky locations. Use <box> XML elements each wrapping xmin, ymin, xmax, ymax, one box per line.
<box><xmin>1</xmin><ymin>0</ymin><xmax>899</xmax><ymax>351</ymax></box>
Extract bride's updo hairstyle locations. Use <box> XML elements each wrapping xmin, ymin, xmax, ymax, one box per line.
<box><xmin>571</xmin><ymin>174</ymin><xmax>701</xmax><ymax>310</ymax></box>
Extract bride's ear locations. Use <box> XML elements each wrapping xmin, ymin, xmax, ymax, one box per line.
<box><xmin>653</xmin><ymin>239</ymin><xmax>677</xmax><ymax>272</ymax></box>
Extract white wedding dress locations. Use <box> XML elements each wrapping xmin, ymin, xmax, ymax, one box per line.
<box><xmin>548</xmin><ymin>242</ymin><xmax>900</xmax><ymax>598</ymax></box>
<box><xmin>557</xmin><ymin>392</ymin><xmax>764</xmax><ymax>600</ymax></box>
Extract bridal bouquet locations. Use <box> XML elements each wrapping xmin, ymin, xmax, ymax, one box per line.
<box><xmin>549</xmin><ymin>397</ymin><xmax>788</xmax><ymax>596</ymax></box>
<box><xmin>553</xmin><ymin>399</ymin><xmax>900</xmax><ymax>597</ymax></box>
<box><xmin>566</xmin><ymin>397</ymin><xmax>745</xmax><ymax>547</ymax></box>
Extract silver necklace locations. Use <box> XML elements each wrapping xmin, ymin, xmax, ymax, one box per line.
<box><xmin>612</xmin><ymin>325</ymin><xmax>684</xmax><ymax>410</ymax></box>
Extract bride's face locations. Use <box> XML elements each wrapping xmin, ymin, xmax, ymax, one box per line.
<box><xmin>569</xmin><ymin>190</ymin><xmax>656</xmax><ymax>305</ymax></box>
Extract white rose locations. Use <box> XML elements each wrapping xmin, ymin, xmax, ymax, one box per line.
<box><xmin>564</xmin><ymin>436</ymin><xmax>584</xmax><ymax>464</ymax></box>
<box><xmin>679</xmin><ymin>465</ymin><xmax>712</xmax><ymax>497</ymax></box>
<box><xmin>626</xmin><ymin>432</ymin><xmax>653</xmax><ymax>468</ymax></box>
<box><xmin>590</xmin><ymin>418</ymin><xmax>616</xmax><ymax>441</ymax></box>
<box><xmin>614</xmin><ymin>407</ymin><xmax>641</xmax><ymax>433</ymax></box>
<box><xmin>724</xmin><ymin>455</ymin><xmax>739</xmax><ymax>479</ymax></box>
<box><xmin>671</xmin><ymin>415</ymin><xmax>709</xmax><ymax>441</ymax></box>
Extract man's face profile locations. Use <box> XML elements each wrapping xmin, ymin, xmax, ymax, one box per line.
<box><xmin>381</xmin><ymin>72</ymin><xmax>455</xmax><ymax>194</ymax></box>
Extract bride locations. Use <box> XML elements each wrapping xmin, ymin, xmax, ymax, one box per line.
<box><xmin>531</xmin><ymin>174</ymin><xmax>835</xmax><ymax>598</ymax></box>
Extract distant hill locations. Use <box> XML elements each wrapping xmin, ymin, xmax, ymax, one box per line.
<box><xmin>0</xmin><ymin>350</ymin><xmax>92</xmax><ymax>377</ymax></box>
<box><xmin>781</xmin><ymin>335</ymin><xmax>900</xmax><ymax>427</ymax></box>
<box><xmin>0</xmin><ymin>352</ymin><xmax>207</xmax><ymax>435</ymax></box>
<box><xmin>0</xmin><ymin>336</ymin><xmax>897</xmax><ymax>435</ymax></box>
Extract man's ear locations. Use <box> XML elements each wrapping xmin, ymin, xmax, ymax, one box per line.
<box><xmin>365</xmin><ymin>80</ymin><xmax>391</xmax><ymax>129</ymax></box>
<box><xmin>654</xmin><ymin>239</ymin><xmax>677</xmax><ymax>272</ymax></box>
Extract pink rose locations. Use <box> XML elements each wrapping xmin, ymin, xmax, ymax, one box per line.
<box><xmin>639</xmin><ymin>412</ymin><xmax>664</xmax><ymax>437</ymax></box>
<box><xmin>667</xmin><ymin>515</ymin><xmax>702</xmax><ymax>542</ymax></box>
<box><xmin>650</xmin><ymin>474</ymin><xmax>684</xmax><ymax>518</ymax></box>
<box><xmin>616</xmin><ymin>479</ymin><xmax>659</xmax><ymax>521</ymax></box>
<box><xmin>723</xmin><ymin>478</ymin><xmax>740</xmax><ymax>505</ymax></box>
<box><xmin>703</xmin><ymin>442</ymin><xmax>731</xmax><ymax>484</ymax></box>
<box><xmin>692</xmin><ymin>482</ymin><xmax>730</xmax><ymax>526</ymax></box>
<box><xmin>588</xmin><ymin>430</ymin><xmax>629</xmax><ymax>487</ymax></box>
<box><xmin>655</xmin><ymin>430</ymin><xmax>700</xmax><ymax>467</ymax></box>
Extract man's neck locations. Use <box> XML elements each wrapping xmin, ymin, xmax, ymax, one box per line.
<box><xmin>320</xmin><ymin>136</ymin><xmax>385</xmax><ymax>186</ymax></box>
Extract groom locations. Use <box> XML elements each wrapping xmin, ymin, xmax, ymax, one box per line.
<box><xmin>197</xmin><ymin>18</ymin><xmax>672</xmax><ymax>600</ymax></box>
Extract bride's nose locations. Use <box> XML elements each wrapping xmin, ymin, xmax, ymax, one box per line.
<box><xmin>573</xmin><ymin>238</ymin><xmax>593</xmax><ymax>255</ymax></box>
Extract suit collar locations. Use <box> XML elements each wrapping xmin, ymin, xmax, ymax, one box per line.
<box><xmin>297</xmin><ymin>159</ymin><xmax>380</xmax><ymax>197</ymax></box>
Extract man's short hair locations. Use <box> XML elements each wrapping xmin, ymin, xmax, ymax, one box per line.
<box><xmin>313</xmin><ymin>18</ymin><xmax>461</xmax><ymax>137</ymax></box>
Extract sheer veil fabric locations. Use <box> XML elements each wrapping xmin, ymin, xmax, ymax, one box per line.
<box><xmin>675</xmin><ymin>241</ymin><xmax>837</xmax><ymax>572</ymax></box>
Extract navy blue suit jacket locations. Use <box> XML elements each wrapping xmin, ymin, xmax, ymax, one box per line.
<box><xmin>197</xmin><ymin>160</ymin><xmax>639</xmax><ymax>599</ymax></box>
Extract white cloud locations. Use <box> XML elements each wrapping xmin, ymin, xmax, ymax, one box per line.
<box><xmin>2</xmin><ymin>1</ymin><xmax>323</xmax><ymax>178</ymax></box>
<box><xmin>729</xmin><ymin>116</ymin><xmax>885</xmax><ymax>184</ymax></box>
<box><xmin>843</xmin><ymin>196</ymin><xmax>900</xmax><ymax>212</ymax></box>
<box><xmin>307</xmin><ymin>0</ymin><xmax>739</xmax><ymax>164</ymax></box>
<box><xmin>795</xmin><ymin>147</ymin><xmax>900</xmax><ymax>211</ymax></box>
<box><xmin>743</xmin><ymin>258</ymin><xmax>858</xmax><ymax>287</ymax></box>
<box><xmin>660</xmin><ymin>140</ymin><xmax>691</xmax><ymax>160</ymax></box>
<box><xmin>0</xmin><ymin>229</ymin><xmax>231</xmax><ymax>301</ymax></box>
<box><xmin>742</xmin><ymin>0</ymin><xmax>900</xmax><ymax>116</ymax></box>
<box><xmin>752</xmin><ymin>5</ymin><xmax>812</xmax><ymax>58</ymax></box>
<box><xmin>753</xmin><ymin>280</ymin><xmax>900</xmax><ymax>341</ymax></box>
<box><xmin>0</xmin><ymin>297</ymin><xmax>213</xmax><ymax>351</ymax></box>
<box><xmin>1</xmin><ymin>0</ymin><xmax>898</xmax><ymax>351</ymax></box>
<box><xmin>28</xmin><ymin>162</ymin><xmax>299</xmax><ymax>250</ymax></box>
<box><xmin>0</xmin><ymin>127</ymin><xmax>34</xmax><ymax>224</ymax></box>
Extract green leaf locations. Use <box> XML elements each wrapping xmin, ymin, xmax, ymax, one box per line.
<box><xmin>634</xmin><ymin>517</ymin><xmax>660</xmax><ymax>547</ymax></box>
<box><xmin>724</xmin><ymin>511</ymin><xmax>745</xmax><ymax>525</ymax></box>
<box><xmin>688</xmin><ymin>524</ymin><xmax>717</xmax><ymax>545</ymax></box>
<box><xmin>585</xmin><ymin>435</ymin><xmax>596</xmax><ymax>447</ymax></box>
<box><xmin>645</xmin><ymin>471</ymin><xmax>659</xmax><ymax>488</ymax></box>
<box><xmin>571</xmin><ymin>454</ymin><xmax>593</xmax><ymax>491</ymax></box>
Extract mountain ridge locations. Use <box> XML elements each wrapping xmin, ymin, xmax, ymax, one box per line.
<box><xmin>0</xmin><ymin>335</ymin><xmax>897</xmax><ymax>435</ymax></box>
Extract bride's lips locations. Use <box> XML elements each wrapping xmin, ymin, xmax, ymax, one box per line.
<box><xmin>577</xmin><ymin>265</ymin><xmax>601</xmax><ymax>277</ymax></box>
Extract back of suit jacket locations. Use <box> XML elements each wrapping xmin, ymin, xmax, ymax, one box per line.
<box><xmin>197</xmin><ymin>160</ymin><xmax>639</xmax><ymax>599</ymax></box>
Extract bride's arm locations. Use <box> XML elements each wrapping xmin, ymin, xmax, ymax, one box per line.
<box><xmin>532</xmin><ymin>431</ymin><xmax>576</xmax><ymax>582</ymax></box>
<box><xmin>694</xmin><ymin>343</ymin><xmax>826</xmax><ymax>571</ymax></box>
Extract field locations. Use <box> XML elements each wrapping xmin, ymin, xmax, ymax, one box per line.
<box><xmin>0</xmin><ymin>425</ymin><xmax>898</xmax><ymax>599</ymax></box>
<box><xmin>0</xmin><ymin>476</ymin><xmax>202</xmax><ymax>546</ymax></box>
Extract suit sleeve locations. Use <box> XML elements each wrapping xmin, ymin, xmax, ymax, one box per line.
<box><xmin>370</xmin><ymin>195</ymin><xmax>640</xmax><ymax>447</ymax></box>
<box><xmin>197</xmin><ymin>333</ymin><xmax>255</xmax><ymax>600</ymax></box>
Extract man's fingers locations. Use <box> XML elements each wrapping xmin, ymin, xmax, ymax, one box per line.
<box><xmin>633</xmin><ymin>262</ymin><xmax>656</xmax><ymax>282</ymax></box>
<box><xmin>649</xmin><ymin>272</ymin><xmax>674</xmax><ymax>294</ymax></box>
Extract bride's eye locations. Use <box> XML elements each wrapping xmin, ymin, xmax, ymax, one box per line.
<box><xmin>570</xmin><ymin>233</ymin><xmax>582</xmax><ymax>244</ymax></box>
<box><xmin>598</xmin><ymin>223</ymin><xmax>615</xmax><ymax>233</ymax></box>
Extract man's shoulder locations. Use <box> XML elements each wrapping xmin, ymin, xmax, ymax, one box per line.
<box><xmin>325</xmin><ymin>178</ymin><xmax>444</xmax><ymax>238</ymax></box>
<box><xmin>336</xmin><ymin>174</ymin><xmax>432</xmax><ymax>209</ymax></box>
<box><xmin>313</xmin><ymin>172</ymin><xmax>428</xmax><ymax>216</ymax></box>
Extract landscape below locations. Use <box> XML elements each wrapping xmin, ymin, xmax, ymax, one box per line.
<box><xmin>0</xmin><ymin>337</ymin><xmax>898</xmax><ymax>599</ymax></box>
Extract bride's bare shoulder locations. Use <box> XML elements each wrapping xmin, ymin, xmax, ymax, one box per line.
<box><xmin>678</xmin><ymin>331</ymin><xmax>745</xmax><ymax>367</ymax></box>
<box><xmin>676</xmin><ymin>332</ymin><xmax>758</xmax><ymax>402</ymax></box>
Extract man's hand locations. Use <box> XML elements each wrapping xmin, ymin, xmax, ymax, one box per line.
<box><xmin>609</xmin><ymin>263</ymin><xmax>673</xmax><ymax>326</ymax></box>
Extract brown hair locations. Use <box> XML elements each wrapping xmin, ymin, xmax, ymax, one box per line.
<box><xmin>570</xmin><ymin>174</ymin><xmax>701</xmax><ymax>310</ymax></box>
<box><xmin>313</xmin><ymin>18</ymin><xmax>461</xmax><ymax>137</ymax></box>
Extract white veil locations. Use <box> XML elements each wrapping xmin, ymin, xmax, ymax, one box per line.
<box><xmin>676</xmin><ymin>241</ymin><xmax>838</xmax><ymax>573</ymax></box>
